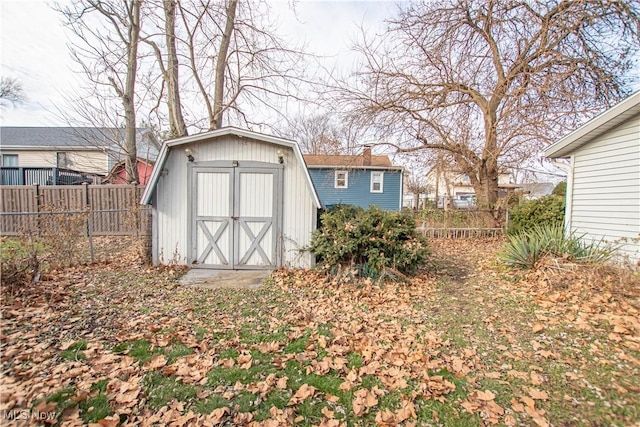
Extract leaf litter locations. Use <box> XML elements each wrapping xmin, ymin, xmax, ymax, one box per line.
<box><xmin>1</xmin><ymin>237</ymin><xmax>638</xmax><ymax>426</ymax></box>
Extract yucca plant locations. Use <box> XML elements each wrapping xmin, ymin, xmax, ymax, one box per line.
<box><xmin>499</xmin><ymin>231</ymin><xmax>546</xmax><ymax>269</ymax></box>
<box><xmin>499</xmin><ymin>223</ymin><xmax>614</xmax><ymax>269</ymax></box>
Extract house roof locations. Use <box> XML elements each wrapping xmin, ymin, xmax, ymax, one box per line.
<box><xmin>519</xmin><ymin>182</ymin><xmax>555</xmax><ymax>196</ymax></box>
<box><xmin>102</xmin><ymin>158</ymin><xmax>155</xmax><ymax>183</ymax></box>
<box><xmin>0</xmin><ymin>126</ymin><xmax>160</xmax><ymax>160</ymax></box>
<box><xmin>303</xmin><ymin>154</ymin><xmax>397</xmax><ymax>169</ymax></box>
<box><xmin>140</xmin><ymin>127</ymin><xmax>321</xmax><ymax>207</ymax></box>
<box><xmin>544</xmin><ymin>91</ymin><xmax>640</xmax><ymax>158</ymax></box>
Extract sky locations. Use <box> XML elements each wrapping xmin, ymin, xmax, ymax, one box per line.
<box><xmin>0</xmin><ymin>0</ymin><xmax>395</xmax><ymax>127</ymax></box>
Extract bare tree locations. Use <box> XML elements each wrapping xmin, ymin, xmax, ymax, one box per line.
<box><xmin>404</xmin><ymin>171</ymin><xmax>431</xmax><ymax>210</ymax></box>
<box><xmin>212</xmin><ymin>0</ymin><xmax>238</xmax><ymax>129</ymax></box>
<box><xmin>141</xmin><ymin>0</ymin><xmax>188</xmax><ymax>138</ymax></box>
<box><xmin>177</xmin><ymin>0</ymin><xmax>309</xmax><ymax>131</ymax></box>
<box><xmin>57</xmin><ymin>0</ymin><xmax>143</xmax><ymax>183</ymax></box>
<box><xmin>0</xmin><ymin>77</ymin><xmax>26</xmax><ymax>107</ymax></box>
<box><xmin>340</xmin><ymin>1</ymin><xmax>640</xmax><ymax>224</ymax></box>
<box><xmin>281</xmin><ymin>113</ymin><xmax>363</xmax><ymax>155</ymax></box>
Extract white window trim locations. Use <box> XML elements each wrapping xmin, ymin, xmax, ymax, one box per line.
<box><xmin>334</xmin><ymin>170</ymin><xmax>348</xmax><ymax>189</ymax></box>
<box><xmin>370</xmin><ymin>171</ymin><xmax>384</xmax><ymax>193</ymax></box>
<box><xmin>1</xmin><ymin>154</ymin><xmax>18</xmax><ymax>167</ymax></box>
<box><xmin>57</xmin><ymin>152</ymin><xmax>71</xmax><ymax>168</ymax></box>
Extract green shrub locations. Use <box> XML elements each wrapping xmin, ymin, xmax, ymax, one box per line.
<box><xmin>309</xmin><ymin>205</ymin><xmax>430</xmax><ymax>279</ymax></box>
<box><xmin>507</xmin><ymin>195</ymin><xmax>565</xmax><ymax>235</ymax></box>
<box><xmin>499</xmin><ymin>223</ymin><xmax>614</xmax><ymax>269</ymax></box>
<box><xmin>552</xmin><ymin>181</ymin><xmax>567</xmax><ymax>197</ymax></box>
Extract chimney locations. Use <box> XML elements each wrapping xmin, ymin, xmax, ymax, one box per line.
<box><xmin>363</xmin><ymin>145</ymin><xmax>372</xmax><ymax>166</ymax></box>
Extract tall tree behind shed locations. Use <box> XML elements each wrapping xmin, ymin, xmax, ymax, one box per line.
<box><xmin>57</xmin><ymin>0</ymin><xmax>143</xmax><ymax>184</ymax></box>
<box><xmin>340</xmin><ymin>0</ymin><xmax>640</xmax><ymax>225</ymax></box>
<box><xmin>177</xmin><ymin>0</ymin><xmax>307</xmax><ymax>131</ymax></box>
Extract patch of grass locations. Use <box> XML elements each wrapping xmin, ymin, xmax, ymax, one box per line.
<box><xmin>194</xmin><ymin>326</ymin><xmax>207</xmax><ymax>341</ymax></box>
<box><xmin>346</xmin><ymin>352</ymin><xmax>364</xmax><ymax>370</ymax></box>
<box><xmin>45</xmin><ymin>387</ymin><xmax>76</xmax><ymax>412</ymax></box>
<box><xmin>90</xmin><ymin>379</ymin><xmax>109</xmax><ymax>393</ymax></box>
<box><xmin>260</xmin><ymin>389</ymin><xmax>290</xmax><ymax>412</ymax></box>
<box><xmin>477</xmin><ymin>377</ymin><xmax>517</xmax><ymax>408</ymax></box>
<box><xmin>144</xmin><ymin>372</ymin><xmax>198</xmax><ymax>409</ymax></box>
<box><xmin>217</xmin><ymin>347</ymin><xmax>240</xmax><ymax>360</ymax></box>
<box><xmin>206</xmin><ymin>356</ymin><xmax>278</xmax><ymax>387</ymax></box>
<box><xmin>443</xmin><ymin>326</ymin><xmax>469</xmax><ymax>348</ymax></box>
<box><xmin>165</xmin><ymin>341</ymin><xmax>193</xmax><ymax>363</ymax></box>
<box><xmin>194</xmin><ymin>394</ymin><xmax>231</xmax><ymax>414</ymax></box>
<box><xmin>79</xmin><ymin>393</ymin><xmax>111</xmax><ymax>423</ymax></box>
<box><xmin>284</xmin><ymin>333</ymin><xmax>310</xmax><ymax>354</ymax></box>
<box><xmin>250</xmin><ymin>349</ymin><xmax>273</xmax><ymax>365</ymax></box>
<box><xmin>317</xmin><ymin>323</ymin><xmax>335</xmax><ymax>338</ymax></box>
<box><xmin>360</xmin><ymin>375</ymin><xmax>383</xmax><ymax>390</ymax></box>
<box><xmin>210</xmin><ymin>329</ymin><xmax>237</xmax><ymax>343</ymax></box>
<box><xmin>239</xmin><ymin>324</ymin><xmax>288</xmax><ymax>345</ymax></box>
<box><xmin>60</xmin><ymin>340</ymin><xmax>88</xmax><ymax>361</ymax></box>
<box><xmin>295</xmin><ymin>398</ymin><xmax>328</xmax><ymax>425</ymax></box>
<box><xmin>233</xmin><ymin>391</ymin><xmax>261</xmax><ymax>413</ymax></box>
<box><xmin>113</xmin><ymin>339</ymin><xmax>159</xmax><ymax>364</ymax></box>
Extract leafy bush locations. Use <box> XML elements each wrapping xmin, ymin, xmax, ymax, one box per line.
<box><xmin>309</xmin><ymin>205</ymin><xmax>430</xmax><ymax>279</ymax></box>
<box><xmin>499</xmin><ymin>223</ymin><xmax>614</xmax><ymax>269</ymax></box>
<box><xmin>507</xmin><ymin>195</ymin><xmax>565</xmax><ymax>235</ymax></box>
<box><xmin>552</xmin><ymin>181</ymin><xmax>567</xmax><ymax>197</ymax></box>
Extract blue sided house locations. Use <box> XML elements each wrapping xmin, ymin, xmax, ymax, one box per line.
<box><xmin>304</xmin><ymin>147</ymin><xmax>404</xmax><ymax>211</ymax></box>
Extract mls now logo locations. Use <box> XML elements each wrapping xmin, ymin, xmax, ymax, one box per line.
<box><xmin>2</xmin><ymin>409</ymin><xmax>57</xmax><ymax>421</ymax></box>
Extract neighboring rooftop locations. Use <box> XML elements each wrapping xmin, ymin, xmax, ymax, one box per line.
<box><xmin>519</xmin><ymin>182</ymin><xmax>555</xmax><ymax>198</ymax></box>
<box><xmin>0</xmin><ymin>127</ymin><xmax>160</xmax><ymax>159</ymax></box>
<box><xmin>303</xmin><ymin>148</ymin><xmax>396</xmax><ymax>168</ymax></box>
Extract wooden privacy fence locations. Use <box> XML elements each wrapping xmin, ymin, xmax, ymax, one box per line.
<box><xmin>0</xmin><ymin>184</ymin><xmax>151</xmax><ymax>236</ymax></box>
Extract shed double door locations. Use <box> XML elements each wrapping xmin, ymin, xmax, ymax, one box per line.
<box><xmin>190</xmin><ymin>163</ymin><xmax>282</xmax><ymax>269</ymax></box>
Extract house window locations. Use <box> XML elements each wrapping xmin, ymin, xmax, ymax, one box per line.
<box><xmin>57</xmin><ymin>152</ymin><xmax>71</xmax><ymax>168</ymax></box>
<box><xmin>335</xmin><ymin>170</ymin><xmax>348</xmax><ymax>189</ymax></box>
<box><xmin>370</xmin><ymin>171</ymin><xmax>384</xmax><ymax>193</ymax></box>
<box><xmin>1</xmin><ymin>154</ymin><xmax>18</xmax><ymax>167</ymax></box>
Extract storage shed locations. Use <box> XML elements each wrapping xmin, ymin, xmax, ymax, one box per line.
<box><xmin>141</xmin><ymin>127</ymin><xmax>321</xmax><ymax>269</ymax></box>
<box><xmin>544</xmin><ymin>92</ymin><xmax>640</xmax><ymax>264</ymax></box>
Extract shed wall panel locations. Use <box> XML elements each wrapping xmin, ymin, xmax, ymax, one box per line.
<box><xmin>155</xmin><ymin>148</ymin><xmax>189</xmax><ymax>263</ymax></box>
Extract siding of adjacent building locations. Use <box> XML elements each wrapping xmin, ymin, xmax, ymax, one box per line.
<box><xmin>0</xmin><ymin>149</ymin><xmax>110</xmax><ymax>174</ymax></box>
<box><xmin>308</xmin><ymin>168</ymin><xmax>402</xmax><ymax>211</ymax></box>
<box><xmin>569</xmin><ymin>111</ymin><xmax>640</xmax><ymax>263</ymax></box>
<box><xmin>154</xmin><ymin>135</ymin><xmax>316</xmax><ymax>267</ymax></box>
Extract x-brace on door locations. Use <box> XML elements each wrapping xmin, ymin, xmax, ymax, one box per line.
<box><xmin>189</xmin><ymin>162</ymin><xmax>282</xmax><ymax>269</ymax></box>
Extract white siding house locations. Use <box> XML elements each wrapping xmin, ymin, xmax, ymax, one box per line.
<box><xmin>544</xmin><ymin>92</ymin><xmax>640</xmax><ymax>264</ymax></box>
<box><xmin>141</xmin><ymin>127</ymin><xmax>321</xmax><ymax>269</ymax></box>
<box><xmin>0</xmin><ymin>127</ymin><xmax>160</xmax><ymax>176</ymax></box>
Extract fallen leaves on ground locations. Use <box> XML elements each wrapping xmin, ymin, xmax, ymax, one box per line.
<box><xmin>1</xmin><ymin>237</ymin><xmax>638</xmax><ymax>426</ymax></box>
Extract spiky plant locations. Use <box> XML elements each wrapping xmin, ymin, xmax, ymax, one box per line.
<box><xmin>499</xmin><ymin>223</ymin><xmax>614</xmax><ymax>269</ymax></box>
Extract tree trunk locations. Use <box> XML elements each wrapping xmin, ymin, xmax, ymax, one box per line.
<box><xmin>123</xmin><ymin>0</ymin><xmax>141</xmax><ymax>184</ymax></box>
<box><xmin>164</xmin><ymin>0</ymin><xmax>187</xmax><ymax>138</ymax></box>
<box><xmin>211</xmin><ymin>0</ymin><xmax>238</xmax><ymax>130</ymax></box>
<box><xmin>474</xmin><ymin>161</ymin><xmax>500</xmax><ymax>227</ymax></box>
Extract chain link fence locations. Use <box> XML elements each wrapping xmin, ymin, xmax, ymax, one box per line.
<box><xmin>0</xmin><ymin>208</ymin><xmax>151</xmax><ymax>264</ymax></box>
